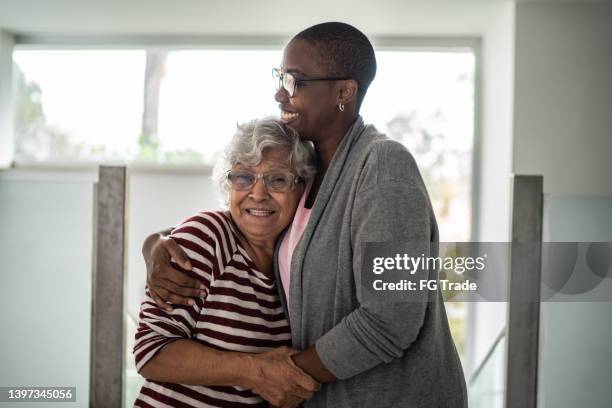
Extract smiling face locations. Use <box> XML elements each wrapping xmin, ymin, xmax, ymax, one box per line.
<box><xmin>228</xmin><ymin>149</ymin><xmax>303</xmax><ymax>247</ymax></box>
<box><xmin>275</xmin><ymin>39</ymin><xmax>340</xmax><ymax>142</ymax></box>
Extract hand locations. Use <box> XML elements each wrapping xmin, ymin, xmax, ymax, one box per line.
<box><xmin>144</xmin><ymin>233</ymin><xmax>203</xmax><ymax>311</ymax></box>
<box><xmin>246</xmin><ymin>347</ymin><xmax>320</xmax><ymax>408</ymax></box>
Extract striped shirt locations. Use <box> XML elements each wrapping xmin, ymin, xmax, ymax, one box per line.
<box><xmin>133</xmin><ymin>211</ymin><xmax>292</xmax><ymax>408</ymax></box>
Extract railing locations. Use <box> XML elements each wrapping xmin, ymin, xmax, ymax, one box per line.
<box><xmin>0</xmin><ymin>165</ymin><xmax>126</xmax><ymax>408</ymax></box>
<box><xmin>468</xmin><ymin>175</ymin><xmax>544</xmax><ymax>408</ymax></box>
<box><xmin>0</xmin><ymin>170</ymin><xmax>97</xmax><ymax>407</ymax></box>
<box><xmin>468</xmin><ymin>328</ymin><xmax>506</xmax><ymax>408</ymax></box>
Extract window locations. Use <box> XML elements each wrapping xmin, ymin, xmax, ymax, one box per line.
<box><xmin>13</xmin><ymin>49</ymin><xmax>284</xmax><ymax>164</ymax></box>
<box><xmin>362</xmin><ymin>50</ymin><xmax>475</xmax><ymax>242</ymax></box>
<box><xmin>13</xmin><ymin>50</ymin><xmax>145</xmax><ymax>162</ymax></box>
<box><xmin>361</xmin><ymin>50</ymin><xmax>475</xmax><ymax>361</ymax></box>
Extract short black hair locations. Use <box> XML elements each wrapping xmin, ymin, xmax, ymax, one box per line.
<box><xmin>292</xmin><ymin>22</ymin><xmax>377</xmax><ymax>110</ymax></box>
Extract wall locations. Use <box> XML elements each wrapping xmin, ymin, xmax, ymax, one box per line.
<box><xmin>0</xmin><ymin>31</ymin><xmax>13</xmax><ymax>167</ymax></box>
<box><xmin>512</xmin><ymin>3</ymin><xmax>612</xmax><ymax>407</ymax></box>
<box><xmin>0</xmin><ymin>0</ymin><xmax>509</xmax><ymax>37</ymax></box>
<box><xmin>513</xmin><ymin>2</ymin><xmax>612</xmax><ymax>195</ymax></box>
<box><xmin>467</xmin><ymin>1</ymin><xmax>515</xmax><ymax>375</ymax></box>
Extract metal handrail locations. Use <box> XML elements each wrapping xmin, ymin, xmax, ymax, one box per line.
<box><xmin>469</xmin><ymin>326</ymin><xmax>507</xmax><ymax>385</ymax></box>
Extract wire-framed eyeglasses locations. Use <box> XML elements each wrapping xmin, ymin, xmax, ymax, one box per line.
<box><xmin>272</xmin><ymin>67</ymin><xmax>350</xmax><ymax>97</ymax></box>
<box><xmin>227</xmin><ymin>170</ymin><xmax>303</xmax><ymax>193</ymax></box>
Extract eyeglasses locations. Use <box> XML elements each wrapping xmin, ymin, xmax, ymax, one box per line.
<box><xmin>272</xmin><ymin>67</ymin><xmax>350</xmax><ymax>97</ymax></box>
<box><xmin>227</xmin><ymin>170</ymin><xmax>303</xmax><ymax>193</ymax></box>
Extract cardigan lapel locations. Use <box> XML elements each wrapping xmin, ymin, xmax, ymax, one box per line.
<box><xmin>288</xmin><ymin>116</ymin><xmax>367</xmax><ymax>343</ymax></box>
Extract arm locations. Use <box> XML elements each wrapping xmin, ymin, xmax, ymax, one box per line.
<box><xmin>291</xmin><ymin>346</ymin><xmax>337</xmax><ymax>383</ymax></box>
<box><xmin>143</xmin><ymin>227</ymin><xmax>203</xmax><ymax>310</ymax></box>
<box><xmin>137</xmin><ymin>220</ymin><xmax>319</xmax><ymax>406</ymax></box>
<box><xmin>136</xmin><ymin>286</ymin><xmax>318</xmax><ymax>405</ymax></box>
<box><xmin>293</xmin><ymin>146</ymin><xmax>433</xmax><ymax>381</ymax></box>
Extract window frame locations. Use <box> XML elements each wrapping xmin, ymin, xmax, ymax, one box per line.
<box><xmin>5</xmin><ymin>34</ymin><xmax>482</xmax><ymax>239</ymax></box>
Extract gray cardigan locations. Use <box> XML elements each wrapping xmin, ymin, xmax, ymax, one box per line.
<box><xmin>274</xmin><ymin>117</ymin><xmax>468</xmax><ymax>408</ymax></box>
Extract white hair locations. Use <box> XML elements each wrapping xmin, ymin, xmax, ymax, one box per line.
<box><xmin>213</xmin><ymin>116</ymin><xmax>317</xmax><ymax>204</ymax></box>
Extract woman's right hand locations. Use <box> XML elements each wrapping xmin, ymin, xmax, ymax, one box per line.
<box><xmin>245</xmin><ymin>346</ymin><xmax>320</xmax><ymax>408</ymax></box>
<box><xmin>143</xmin><ymin>231</ymin><xmax>204</xmax><ymax>311</ymax></box>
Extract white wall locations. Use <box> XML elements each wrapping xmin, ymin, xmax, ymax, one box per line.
<box><xmin>477</xmin><ymin>2</ymin><xmax>515</xmax><ymax>242</ymax></box>
<box><xmin>512</xmin><ymin>3</ymin><xmax>612</xmax><ymax>407</ymax></box>
<box><xmin>513</xmin><ymin>2</ymin><xmax>612</xmax><ymax>195</ymax></box>
<box><xmin>467</xmin><ymin>1</ymin><xmax>515</xmax><ymax>375</ymax></box>
<box><xmin>0</xmin><ymin>0</ymin><xmax>509</xmax><ymax>37</ymax></box>
<box><xmin>0</xmin><ymin>31</ymin><xmax>13</xmax><ymax>168</ymax></box>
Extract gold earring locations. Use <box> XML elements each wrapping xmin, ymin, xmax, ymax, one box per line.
<box><xmin>338</xmin><ymin>103</ymin><xmax>345</xmax><ymax>112</ymax></box>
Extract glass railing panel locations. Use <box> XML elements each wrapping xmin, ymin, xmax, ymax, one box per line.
<box><xmin>0</xmin><ymin>178</ymin><xmax>95</xmax><ymax>407</ymax></box>
<box><xmin>468</xmin><ymin>331</ymin><xmax>506</xmax><ymax>408</ymax></box>
<box><xmin>538</xmin><ymin>195</ymin><xmax>612</xmax><ymax>408</ymax></box>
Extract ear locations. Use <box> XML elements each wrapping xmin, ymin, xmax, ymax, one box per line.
<box><xmin>336</xmin><ymin>79</ymin><xmax>359</xmax><ymax>106</ymax></box>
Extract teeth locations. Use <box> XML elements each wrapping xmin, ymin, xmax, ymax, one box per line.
<box><xmin>247</xmin><ymin>209</ymin><xmax>274</xmax><ymax>217</ymax></box>
<box><xmin>281</xmin><ymin>111</ymin><xmax>299</xmax><ymax>121</ymax></box>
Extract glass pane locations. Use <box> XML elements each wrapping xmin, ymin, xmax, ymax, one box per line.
<box><xmin>0</xmin><ymin>178</ymin><xmax>95</xmax><ymax>407</ymax></box>
<box><xmin>12</xmin><ymin>50</ymin><xmax>145</xmax><ymax>163</ymax></box>
<box><xmin>156</xmin><ymin>50</ymin><xmax>282</xmax><ymax>164</ymax></box>
<box><xmin>362</xmin><ymin>51</ymin><xmax>475</xmax><ymax>242</ymax></box>
<box><xmin>13</xmin><ymin>49</ymin><xmax>283</xmax><ymax>166</ymax></box>
<box><xmin>362</xmin><ymin>50</ymin><xmax>475</xmax><ymax>363</ymax></box>
<box><xmin>468</xmin><ymin>334</ymin><xmax>506</xmax><ymax>408</ymax></box>
<box><xmin>538</xmin><ymin>195</ymin><xmax>612</xmax><ymax>408</ymax></box>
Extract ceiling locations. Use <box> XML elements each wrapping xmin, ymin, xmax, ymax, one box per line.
<box><xmin>0</xmin><ymin>0</ymin><xmax>509</xmax><ymax>38</ymax></box>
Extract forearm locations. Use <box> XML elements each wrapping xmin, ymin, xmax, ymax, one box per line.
<box><xmin>291</xmin><ymin>346</ymin><xmax>337</xmax><ymax>383</ymax></box>
<box><xmin>142</xmin><ymin>227</ymin><xmax>173</xmax><ymax>259</ymax></box>
<box><xmin>139</xmin><ymin>339</ymin><xmax>252</xmax><ymax>387</ymax></box>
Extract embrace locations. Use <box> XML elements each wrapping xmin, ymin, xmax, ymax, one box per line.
<box><xmin>133</xmin><ymin>22</ymin><xmax>467</xmax><ymax>408</ymax></box>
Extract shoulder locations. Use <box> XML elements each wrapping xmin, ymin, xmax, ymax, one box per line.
<box><xmin>170</xmin><ymin>210</ymin><xmax>235</xmax><ymax>252</ymax></box>
<box><xmin>359</xmin><ymin>137</ymin><xmax>423</xmax><ymax>187</ymax></box>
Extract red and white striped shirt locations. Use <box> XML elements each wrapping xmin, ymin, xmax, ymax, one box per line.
<box><xmin>133</xmin><ymin>211</ymin><xmax>291</xmax><ymax>408</ymax></box>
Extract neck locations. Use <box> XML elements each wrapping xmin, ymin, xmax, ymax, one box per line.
<box><xmin>313</xmin><ymin>113</ymin><xmax>358</xmax><ymax>171</ymax></box>
<box><xmin>247</xmin><ymin>238</ymin><xmax>275</xmax><ymax>257</ymax></box>
<box><xmin>303</xmin><ymin>113</ymin><xmax>358</xmax><ymax>209</ymax></box>
<box><xmin>227</xmin><ymin>212</ymin><xmax>276</xmax><ymax>273</ymax></box>
<box><xmin>241</xmin><ymin>234</ymin><xmax>276</xmax><ymax>273</ymax></box>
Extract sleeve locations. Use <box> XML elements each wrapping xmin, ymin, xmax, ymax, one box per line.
<box><xmin>133</xmin><ymin>214</ymin><xmax>219</xmax><ymax>373</ymax></box>
<box><xmin>315</xmin><ymin>143</ymin><xmax>436</xmax><ymax>380</ymax></box>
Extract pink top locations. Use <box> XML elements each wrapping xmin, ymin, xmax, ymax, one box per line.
<box><xmin>278</xmin><ymin>181</ymin><xmax>313</xmax><ymax>306</ymax></box>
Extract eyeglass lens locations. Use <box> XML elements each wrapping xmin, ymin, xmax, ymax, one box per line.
<box><xmin>273</xmin><ymin>68</ymin><xmax>295</xmax><ymax>97</ymax></box>
<box><xmin>229</xmin><ymin>171</ymin><xmax>295</xmax><ymax>192</ymax></box>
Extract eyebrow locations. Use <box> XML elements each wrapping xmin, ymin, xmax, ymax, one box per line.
<box><xmin>235</xmin><ymin>164</ymin><xmax>291</xmax><ymax>171</ymax></box>
<box><xmin>283</xmin><ymin>68</ymin><xmax>307</xmax><ymax>77</ymax></box>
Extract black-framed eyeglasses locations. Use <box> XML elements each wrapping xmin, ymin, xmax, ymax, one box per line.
<box><xmin>272</xmin><ymin>67</ymin><xmax>350</xmax><ymax>97</ymax></box>
<box><xmin>227</xmin><ymin>170</ymin><xmax>303</xmax><ymax>193</ymax></box>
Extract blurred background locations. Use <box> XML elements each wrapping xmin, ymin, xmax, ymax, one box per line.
<box><xmin>0</xmin><ymin>0</ymin><xmax>611</xmax><ymax>407</ymax></box>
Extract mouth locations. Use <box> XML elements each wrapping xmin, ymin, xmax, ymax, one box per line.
<box><xmin>280</xmin><ymin>110</ymin><xmax>300</xmax><ymax>124</ymax></box>
<box><xmin>245</xmin><ymin>208</ymin><xmax>276</xmax><ymax>217</ymax></box>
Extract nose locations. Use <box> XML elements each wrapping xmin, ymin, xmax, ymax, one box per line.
<box><xmin>275</xmin><ymin>87</ymin><xmax>289</xmax><ymax>103</ymax></box>
<box><xmin>248</xmin><ymin>176</ymin><xmax>270</xmax><ymax>201</ymax></box>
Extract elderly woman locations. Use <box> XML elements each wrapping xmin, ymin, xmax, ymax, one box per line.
<box><xmin>133</xmin><ymin>117</ymin><xmax>319</xmax><ymax>408</ymax></box>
